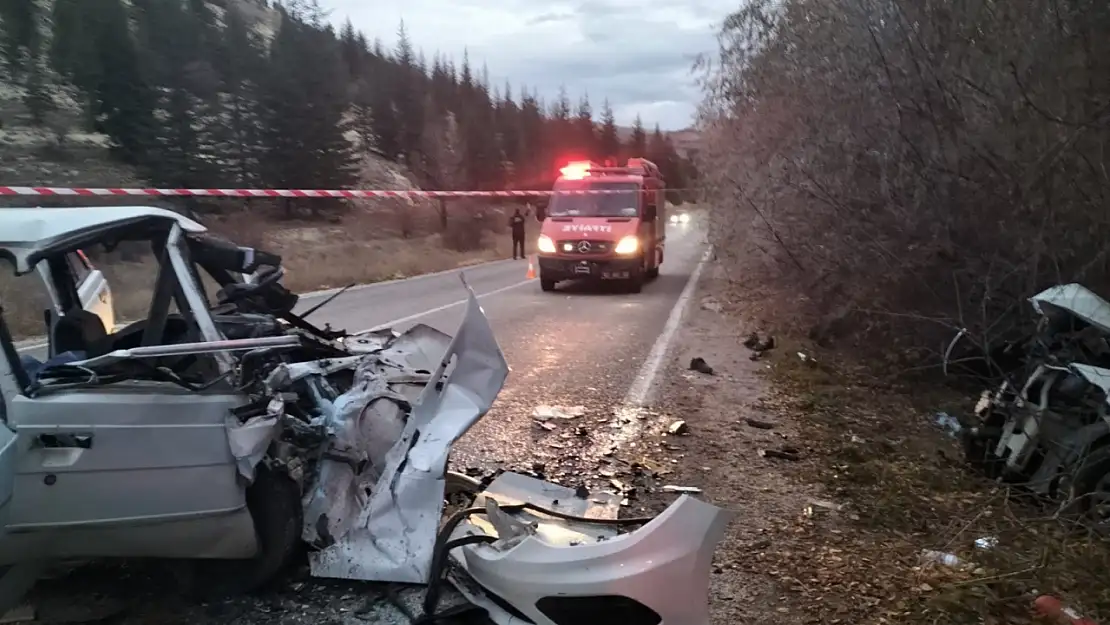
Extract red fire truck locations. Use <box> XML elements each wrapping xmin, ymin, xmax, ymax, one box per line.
<box><xmin>534</xmin><ymin>158</ymin><xmax>667</xmax><ymax>293</ymax></box>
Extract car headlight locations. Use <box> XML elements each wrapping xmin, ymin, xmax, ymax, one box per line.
<box><xmin>669</xmin><ymin>215</ymin><xmax>679</xmax><ymax>224</ymax></box>
<box><xmin>537</xmin><ymin>235</ymin><xmax>556</xmax><ymax>254</ymax></box>
<box><xmin>679</xmin><ymin>213</ymin><xmax>690</xmax><ymax>223</ymax></box>
<box><xmin>614</xmin><ymin>236</ymin><xmax>639</xmax><ymax>255</ymax></box>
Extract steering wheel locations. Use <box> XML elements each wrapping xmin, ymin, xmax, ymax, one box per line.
<box><xmin>219</xmin><ymin>267</ymin><xmax>285</xmax><ymax>304</ymax></box>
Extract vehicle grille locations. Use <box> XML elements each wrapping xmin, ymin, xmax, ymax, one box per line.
<box><xmin>556</xmin><ymin>239</ymin><xmax>612</xmax><ymax>254</ymax></box>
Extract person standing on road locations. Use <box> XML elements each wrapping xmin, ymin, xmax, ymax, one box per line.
<box><xmin>510</xmin><ymin>207</ymin><xmax>526</xmax><ymax>259</ymax></box>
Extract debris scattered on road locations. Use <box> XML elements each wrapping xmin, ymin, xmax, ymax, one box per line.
<box><xmin>743</xmin><ymin>332</ymin><xmax>776</xmax><ymax>352</ymax></box>
<box><xmin>689</xmin><ymin>357</ymin><xmax>716</xmax><ymax>375</ymax></box>
<box><xmin>920</xmin><ymin>549</ymin><xmax>964</xmax><ymax>568</ymax></box>
<box><xmin>538</xmin><ymin>421</ymin><xmax>557</xmax><ymax>431</ymax></box>
<box><xmin>975</xmin><ymin>536</ymin><xmax>998</xmax><ymax>550</ymax></box>
<box><xmin>803</xmin><ymin>499</ymin><xmax>843</xmax><ymax>516</ymax></box>
<box><xmin>758</xmin><ymin>447</ymin><xmax>801</xmax><ymax>461</ymax></box>
<box><xmin>701</xmin><ymin>298</ymin><xmax>723</xmax><ymax>313</ymax></box>
<box><xmin>668</xmin><ymin>420</ymin><xmax>691</xmax><ymax>436</ymax></box>
<box><xmin>532</xmin><ymin>405</ymin><xmax>587</xmax><ymax>420</ymax></box>
<box><xmin>744</xmin><ymin>418</ymin><xmax>776</xmax><ymax>430</ymax></box>
<box><xmin>933</xmin><ymin>411</ymin><xmax>962</xmax><ymax>438</ymax></box>
<box><xmin>574</xmin><ymin>483</ymin><xmax>590</xmax><ymax>499</ymax></box>
<box><xmin>1034</xmin><ymin>595</ymin><xmax>1100</xmax><ymax>625</ymax></box>
<box><xmin>797</xmin><ymin>351</ymin><xmax>817</xmax><ymax>366</ymax></box>
<box><xmin>662</xmin><ymin>485</ymin><xmax>703</xmax><ymax>494</ymax></box>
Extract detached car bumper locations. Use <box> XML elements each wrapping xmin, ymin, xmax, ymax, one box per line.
<box><xmin>538</xmin><ymin>256</ymin><xmax>641</xmax><ymax>280</ymax></box>
<box><xmin>446</xmin><ymin>472</ymin><xmax>733</xmax><ymax>625</ymax></box>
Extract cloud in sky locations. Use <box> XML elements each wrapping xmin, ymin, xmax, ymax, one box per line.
<box><xmin>318</xmin><ymin>0</ymin><xmax>735</xmax><ymax>131</ymax></box>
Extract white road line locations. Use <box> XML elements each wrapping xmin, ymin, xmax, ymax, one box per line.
<box><xmin>357</xmin><ymin>278</ymin><xmax>535</xmax><ymax>333</ymax></box>
<box><xmin>623</xmin><ymin>245</ymin><xmax>713</xmax><ymax>407</ymax></box>
<box><xmin>298</xmin><ymin>257</ymin><xmax>517</xmax><ymax>300</ymax></box>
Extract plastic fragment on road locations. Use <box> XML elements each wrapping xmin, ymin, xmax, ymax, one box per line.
<box><xmin>531</xmin><ymin>405</ymin><xmax>586</xmax><ymax>420</ymax></box>
<box><xmin>933</xmin><ymin>411</ymin><xmax>962</xmax><ymax>438</ymax></box>
<box><xmin>1035</xmin><ymin>595</ymin><xmax>1101</xmax><ymax>625</ymax></box>
<box><xmin>662</xmin><ymin>485</ymin><xmax>703</xmax><ymax>494</ymax></box>
<box><xmin>446</xmin><ymin>471</ymin><xmax>733</xmax><ymax>625</ymax></box>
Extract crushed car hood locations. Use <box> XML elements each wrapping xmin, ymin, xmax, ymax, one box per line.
<box><xmin>227</xmin><ymin>281</ymin><xmax>510</xmax><ymax>584</ymax></box>
<box><xmin>1031</xmin><ymin>283</ymin><xmax>1110</xmax><ymax>334</ymax></box>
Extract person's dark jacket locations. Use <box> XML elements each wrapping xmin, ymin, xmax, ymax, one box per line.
<box><xmin>510</xmin><ymin>212</ymin><xmax>525</xmax><ymax>238</ymax></box>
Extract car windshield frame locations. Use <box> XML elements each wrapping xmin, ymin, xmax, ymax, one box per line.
<box><xmin>548</xmin><ymin>181</ymin><xmax>641</xmax><ymax>218</ymax></box>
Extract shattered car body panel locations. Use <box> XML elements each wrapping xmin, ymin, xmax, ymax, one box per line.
<box><xmin>963</xmin><ymin>283</ymin><xmax>1110</xmax><ymax>519</ymax></box>
<box><xmin>308</xmin><ymin>291</ymin><xmax>509</xmax><ymax>584</ymax></box>
<box><xmin>1031</xmin><ymin>283</ymin><xmax>1110</xmax><ymax>335</ymax></box>
<box><xmin>445</xmin><ymin>472</ymin><xmax>733</xmax><ymax>625</ymax></box>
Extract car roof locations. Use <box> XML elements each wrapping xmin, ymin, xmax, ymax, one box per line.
<box><xmin>0</xmin><ymin>206</ymin><xmax>206</xmax><ymax>275</ymax></box>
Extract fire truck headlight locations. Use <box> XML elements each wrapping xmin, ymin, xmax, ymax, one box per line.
<box><xmin>614</xmin><ymin>236</ymin><xmax>639</xmax><ymax>255</ymax></box>
<box><xmin>537</xmin><ymin>235</ymin><xmax>556</xmax><ymax>254</ymax></box>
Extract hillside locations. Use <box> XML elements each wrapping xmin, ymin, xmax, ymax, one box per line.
<box><xmin>0</xmin><ymin>0</ymin><xmax>697</xmax><ymax>338</ymax></box>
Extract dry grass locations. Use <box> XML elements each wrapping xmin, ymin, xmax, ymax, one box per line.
<box><xmin>748</xmin><ymin>337</ymin><xmax>1110</xmax><ymax>625</ymax></box>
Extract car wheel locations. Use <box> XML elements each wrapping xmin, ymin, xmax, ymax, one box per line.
<box><xmin>626</xmin><ymin>273</ymin><xmax>644</xmax><ymax>293</ymax></box>
<box><xmin>540</xmin><ymin>277</ymin><xmax>556</xmax><ymax>292</ymax></box>
<box><xmin>178</xmin><ymin>467</ymin><xmax>303</xmax><ymax>599</ymax></box>
<box><xmin>1068</xmin><ymin>443</ymin><xmax>1110</xmax><ymax>531</ymax></box>
<box><xmin>646</xmin><ymin>267</ymin><xmax>659</xmax><ymax>280</ymax></box>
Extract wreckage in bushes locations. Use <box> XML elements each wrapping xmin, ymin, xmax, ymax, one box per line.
<box><xmin>0</xmin><ymin>206</ymin><xmax>731</xmax><ymax>624</ymax></box>
<box><xmin>960</xmin><ymin>283</ymin><xmax>1110</xmax><ymax>528</ymax></box>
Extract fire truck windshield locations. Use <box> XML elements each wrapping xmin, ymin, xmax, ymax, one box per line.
<box><xmin>548</xmin><ymin>181</ymin><xmax>639</xmax><ymax>218</ymax></box>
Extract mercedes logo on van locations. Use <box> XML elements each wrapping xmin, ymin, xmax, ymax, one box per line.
<box><xmin>577</xmin><ymin>241</ymin><xmax>591</xmax><ymax>253</ymax></box>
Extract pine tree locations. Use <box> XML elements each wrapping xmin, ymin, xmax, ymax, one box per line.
<box><xmin>574</xmin><ymin>93</ymin><xmax>596</xmax><ymax>161</ymax></box>
<box><xmin>212</xmin><ymin>5</ymin><xmax>267</xmax><ymax>186</ymax></box>
<box><xmin>134</xmin><ymin>0</ymin><xmax>220</xmax><ymax>188</ymax></box>
<box><xmin>393</xmin><ymin>20</ymin><xmax>424</xmax><ymax>168</ymax></box>
<box><xmin>627</xmin><ymin>114</ymin><xmax>647</xmax><ymax>158</ymax></box>
<box><xmin>51</xmin><ymin>0</ymin><xmax>156</xmax><ymax>165</ymax></box>
<box><xmin>598</xmin><ymin>99</ymin><xmax>620</xmax><ymax>164</ymax></box>
<box><xmin>0</xmin><ymin>0</ymin><xmax>53</xmax><ymax>124</ymax></box>
<box><xmin>258</xmin><ymin>9</ymin><xmax>358</xmax><ymax>216</ymax></box>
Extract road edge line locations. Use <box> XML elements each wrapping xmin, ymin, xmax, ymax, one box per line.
<box><xmin>623</xmin><ymin>245</ymin><xmax>713</xmax><ymax>407</ymax></box>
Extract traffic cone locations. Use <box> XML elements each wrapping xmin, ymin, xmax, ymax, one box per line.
<box><xmin>526</xmin><ymin>256</ymin><xmax>536</xmax><ymax>279</ymax></box>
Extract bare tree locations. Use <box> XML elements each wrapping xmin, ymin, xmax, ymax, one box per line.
<box><xmin>697</xmin><ymin>0</ymin><xmax>1110</xmax><ymax>364</ymax></box>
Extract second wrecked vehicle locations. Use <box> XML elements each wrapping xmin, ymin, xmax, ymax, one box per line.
<box><xmin>959</xmin><ymin>283</ymin><xmax>1110</xmax><ymax>528</ymax></box>
<box><xmin>0</xmin><ymin>206</ymin><xmax>732</xmax><ymax>624</ymax></box>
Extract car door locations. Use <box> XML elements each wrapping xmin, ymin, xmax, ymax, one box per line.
<box><xmin>69</xmin><ymin>251</ymin><xmax>115</xmax><ymax>332</ymax></box>
<box><xmin>34</xmin><ymin>251</ymin><xmax>115</xmax><ymax>333</ymax></box>
<box><xmin>0</xmin><ymin>383</ymin><xmax>256</xmax><ymax>563</ymax></box>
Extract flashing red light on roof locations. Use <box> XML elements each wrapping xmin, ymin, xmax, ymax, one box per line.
<box><xmin>559</xmin><ymin>161</ymin><xmax>593</xmax><ymax>180</ymax></box>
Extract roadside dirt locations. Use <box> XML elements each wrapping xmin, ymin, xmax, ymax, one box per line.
<box><xmin>636</xmin><ymin>264</ymin><xmax>1110</xmax><ymax>625</ymax></box>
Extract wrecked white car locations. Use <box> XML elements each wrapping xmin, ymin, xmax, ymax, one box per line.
<box><xmin>0</xmin><ymin>206</ymin><xmax>732</xmax><ymax>624</ymax></box>
<box><xmin>961</xmin><ymin>283</ymin><xmax>1110</xmax><ymax>528</ymax></box>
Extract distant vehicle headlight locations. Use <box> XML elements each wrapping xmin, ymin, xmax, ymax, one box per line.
<box><xmin>679</xmin><ymin>213</ymin><xmax>690</xmax><ymax>223</ymax></box>
<box><xmin>669</xmin><ymin>215</ymin><xmax>680</xmax><ymax>224</ymax></box>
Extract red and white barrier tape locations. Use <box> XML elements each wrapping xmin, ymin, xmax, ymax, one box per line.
<box><xmin>0</xmin><ymin>186</ymin><xmax>696</xmax><ymax>198</ymax></box>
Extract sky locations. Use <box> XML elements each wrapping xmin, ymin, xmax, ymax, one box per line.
<box><xmin>318</xmin><ymin>0</ymin><xmax>736</xmax><ymax>131</ymax></box>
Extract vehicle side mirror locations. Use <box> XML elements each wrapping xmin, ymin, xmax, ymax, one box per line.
<box><xmin>535</xmin><ymin>204</ymin><xmax>546</xmax><ymax>221</ymax></box>
<box><xmin>644</xmin><ymin>205</ymin><xmax>657</xmax><ymax>221</ymax></box>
